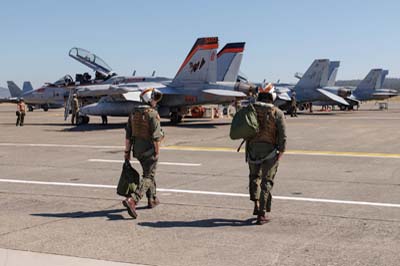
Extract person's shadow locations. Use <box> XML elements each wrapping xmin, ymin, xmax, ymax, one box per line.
<box><xmin>30</xmin><ymin>207</ymin><xmax>148</xmax><ymax>221</ymax></box>
<box><xmin>138</xmin><ymin>218</ymin><xmax>257</xmax><ymax>228</ymax></box>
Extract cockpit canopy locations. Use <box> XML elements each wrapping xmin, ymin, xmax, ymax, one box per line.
<box><xmin>69</xmin><ymin>47</ymin><xmax>113</xmax><ymax>77</ymax></box>
<box><xmin>51</xmin><ymin>75</ymin><xmax>74</xmax><ymax>86</ymax></box>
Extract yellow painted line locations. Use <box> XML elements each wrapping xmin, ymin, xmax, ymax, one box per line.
<box><xmin>163</xmin><ymin>145</ymin><xmax>236</xmax><ymax>152</ymax></box>
<box><xmin>286</xmin><ymin>150</ymin><xmax>400</xmax><ymax>159</ymax></box>
<box><xmin>1</xmin><ymin>143</ymin><xmax>399</xmax><ymax>159</ymax></box>
<box><xmin>163</xmin><ymin>145</ymin><xmax>400</xmax><ymax>159</ymax></box>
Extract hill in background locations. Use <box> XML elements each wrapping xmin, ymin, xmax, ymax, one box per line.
<box><xmin>0</xmin><ymin>87</ymin><xmax>10</xmax><ymax>98</ymax></box>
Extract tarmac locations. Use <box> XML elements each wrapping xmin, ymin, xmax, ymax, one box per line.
<box><xmin>0</xmin><ymin>102</ymin><xmax>399</xmax><ymax>266</ymax></box>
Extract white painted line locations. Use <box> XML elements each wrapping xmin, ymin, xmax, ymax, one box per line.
<box><xmin>0</xmin><ymin>248</ymin><xmax>145</xmax><ymax>266</ymax></box>
<box><xmin>1</xmin><ymin>178</ymin><xmax>400</xmax><ymax>209</ymax></box>
<box><xmin>88</xmin><ymin>159</ymin><xmax>201</xmax><ymax>167</ymax></box>
<box><xmin>0</xmin><ymin>143</ymin><xmax>122</xmax><ymax>149</ymax></box>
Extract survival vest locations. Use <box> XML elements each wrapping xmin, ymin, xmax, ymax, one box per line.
<box><xmin>131</xmin><ymin>109</ymin><xmax>152</xmax><ymax>140</ymax></box>
<box><xmin>250</xmin><ymin>104</ymin><xmax>277</xmax><ymax>145</ymax></box>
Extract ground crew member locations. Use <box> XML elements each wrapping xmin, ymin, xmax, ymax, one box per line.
<box><xmin>16</xmin><ymin>98</ymin><xmax>26</xmax><ymax>126</ymax></box>
<box><xmin>123</xmin><ymin>88</ymin><xmax>164</xmax><ymax>218</ymax></box>
<box><xmin>247</xmin><ymin>88</ymin><xmax>286</xmax><ymax>225</ymax></box>
<box><xmin>71</xmin><ymin>94</ymin><xmax>79</xmax><ymax>125</ymax></box>
<box><xmin>290</xmin><ymin>91</ymin><xmax>297</xmax><ymax>117</ymax></box>
<box><xmin>101</xmin><ymin>115</ymin><xmax>108</xmax><ymax>125</ymax></box>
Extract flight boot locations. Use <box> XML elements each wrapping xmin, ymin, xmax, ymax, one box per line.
<box><xmin>122</xmin><ymin>197</ymin><xmax>137</xmax><ymax>219</ymax></box>
<box><xmin>147</xmin><ymin>197</ymin><xmax>160</xmax><ymax>209</ymax></box>
<box><xmin>256</xmin><ymin>213</ymin><xmax>270</xmax><ymax>225</ymax></box>
<box><xmin>253</xmin><ymin>200</ymin><xmax>260</xmax><ymax>215</ymax></box>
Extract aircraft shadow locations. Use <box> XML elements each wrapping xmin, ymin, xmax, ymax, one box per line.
<box><xmin>138</xmin><ymin>218</ymin><xmax>257</xmax><ymax>228</ymax></box>
<box><xmin>63</xmin><ymin>123</ymin><xmax>126</xmax><ymax>132</ymax></box>
<box><xmin>296</xmin><ymin>112</ymin><xmax>338</xmax><ymax>116</ymax></box>
<box><xmin>161</xmin><ymin>121</ymin><xmax>231</xmax><ymax>129</ymax></box>
<box><xmin>30</xmin><ymin>207</ymin><xmax>147</xmax><ymax>221</ymax></box>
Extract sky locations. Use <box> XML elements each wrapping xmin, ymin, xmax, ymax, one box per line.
<box><xmin>1</xmin><ymin>0</ymin><xmax>399</xmax><ymax>89</ymax></box>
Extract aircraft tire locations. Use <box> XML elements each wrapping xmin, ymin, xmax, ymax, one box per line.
<box><xmin>77</xmin><ymin>116</ymin><xmax>84</xmax><ymax>125</ymax></box>
<box><xmin>170</xmin><ymin>113</ymin><xmax>183</xmax><ymax>124</ymax></box>
<box><xmin>43</xmin><ymin>106</ymin><xmax>49</xmax><ymax>112</ymax></box>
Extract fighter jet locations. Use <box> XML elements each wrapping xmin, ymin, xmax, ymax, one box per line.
<box><xmin>273</xmin><ymin>59</ymin><xmax>351</xmax><ymax>110</ymax></box>
<box><xmin>348</xmin><ymin>69</ymin><xmax>397</xmax><ymax>102</ymax></box>
<box><xmin>70</xmin><ymin>38</ymin><xmax>250</xmax><ymax>124</ymax></box>
<box><xmin>7</xmin><ymin>80</ymin><xmax>67</xmax><ymax>111</ymax></box>
<box><xmin>310</xmin><ymin>69</ymin><xmax>396</xmax><ymax>110</ymax></box>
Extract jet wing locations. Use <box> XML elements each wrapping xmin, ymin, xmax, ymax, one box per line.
<box><xmin>317</xmin><ymin>88</ymin><xmax>349</xmax><ymax>106</ymax></box>
<box><xmin>77</xmin><ymin>84</ymin><xmax>138</xmax><ymax>97</ymax></box>
<box><xmin>277</xmin><ymin>92</ymin><xmax>291</xmax><ymax>101</ymax></box>
<box><xmin>202</xmin><ymin>89</ymin><xmax>246</xmax><ymax>97</ymax></box>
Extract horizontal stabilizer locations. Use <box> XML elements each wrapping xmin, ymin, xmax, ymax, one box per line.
<box><xmin>372</xmin><ymin>92</ymin><xmax>398</xmax><ymax>97</ymax></box>
<box><xmin>345</xmin><ymin>96</ymin><xmax>360</xmax><ymax>105</ymax></box>
<box><xmin>317</xmin><ymin>88</ymin><xmax>349</xmax><ymax>105</ymax></box>
<box><xmin>122</xmin><ymin>91</ymin><xmax>142</xmax><ymax>101</ymax></box>
<box><xmin>203</xmin><ymin>89</ymin><xmax>246</xmax><ymax>97</ymax></box>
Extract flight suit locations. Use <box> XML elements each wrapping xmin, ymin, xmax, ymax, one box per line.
<box><xmin>247</xmin><ymin>102</ymin><xmax>286</xmax><ymax>215</ymax></box>
<box><xmin>290</xmin><ymin>95</ymin><xmax>297</xmax><ymax>117</ymax></box>
<box><xmin>16</xmin><ymin>102</ymin><xmax>26</xmax><ymax>126</ymax></box>
<box><xmin>125</xmin><ymin>106</ymin><xmax>164</xmax><ymax>203</ymax></box>
<box><xmin>71</xmin><ymin>97</ymin><xmax>79</xmax><ymax>125</ymax></box>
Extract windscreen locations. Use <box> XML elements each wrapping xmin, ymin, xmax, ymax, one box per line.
<box><xmin>69</xmin><ymin>47</ymin><xmax>112</xmax><ymax>75</ymax></box>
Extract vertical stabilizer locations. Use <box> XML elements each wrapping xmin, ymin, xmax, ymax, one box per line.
<box><xmin>23</xmin><ymin>81</ymin><xmax>34</xmax><ymax>92</ymax></box>
<box><xmin>325</xmin><ymin>61</ymin><xmax>340</xmax><ymax>87</ymax></box>
<box><xmin>171</xmin><ymin>37</ymin><xmax>219</xmax><ymax>86</ymax></box>
<box><xmin>7</xmin><ymin>81</ymin><xmax>23</xmax><ymax>98</ymax></box>
<box><xmin>296</xmin><ymin>59</ymin><xmax>330</xmax><ymax>89</ymax></box>
<box><xmin>217</xmin><ymin>42</ymin><xmax>245</xmax><ymax>82</ymax></box>
<box><xmin>357</xmin><ymin>69</ymin><xmax>388</xmax><ymax>90</ymax></box>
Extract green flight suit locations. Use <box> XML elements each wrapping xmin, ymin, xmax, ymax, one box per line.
<box><xmin>71</xmin><ymin>97</ymin><xmax>79</xmax><ymax>125</ymax></box>
<box><xmin>125</xmin><ymin>105</ymin><xmax>164</xmax><ymax>202</ymax></box>
<box><xmin>247</xmin><ymin>102</ymin><xmax>286</xmax><ymax>215</ymax></box>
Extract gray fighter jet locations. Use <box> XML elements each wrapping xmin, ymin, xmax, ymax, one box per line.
<box><xmin>273</xmin><ymin>59</ymin><xmax>351</xmax><ymax>110</ymax></box>
<box><xmin>310</xmin><ymin>69</ymin><xmax>397</xmax><ymax>110</ymax></box>
<box><xmin>7</xmin><ymin>80</ymin><xmax>67</xmax><ymax>111</ymax></box>
<box><xmin>348</xmin><ymin>69</ymin><xmax>397</xmax><ymax>102</ymax></box>
<box><xmin>71</xmin><ymin>38</ymin><xmax>250</xmax><ymax>124</ymax></box>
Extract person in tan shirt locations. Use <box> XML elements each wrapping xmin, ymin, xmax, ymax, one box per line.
<box><xmin>16</xmin><ymin>98</ymin><xmax>26</xmax><ymax>126</ymax></box>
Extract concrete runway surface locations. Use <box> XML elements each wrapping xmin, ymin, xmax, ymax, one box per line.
<box><xmin>0</xmin><ymin>102</ymin><xmax>399</xmax><ymax>266</ymax></box>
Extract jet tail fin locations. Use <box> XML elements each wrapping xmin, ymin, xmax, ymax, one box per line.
<box><xmin>7</xmin><ymin>81</ymin><xmax>23</xmax><ymax>98</ymax></box>
<box><xmin>23</xmin><ymin>81</ymin><xmax>34</xmax><ymax>92</ymax></box>
<box><xmin>357</xmin><ymin>69</ymin><xmax>389</xmax><ymax>90</ymax></box>
<box><xmin>296</xmin><ymin>59</ymin><xmax>330</xmax><ymax>89</ymax></box>
<box><xmin>171</xmin><ymin>37</ymin><xmax>219</xmax><ymax>86</ymax></box>
<box><xmin>217</xmin><ymin>42</ymin><xmax>245</xmax><ymax>82</ymax></box>
<box><xmin>325</xmin><ymin>61</ymin><xmax>340</xmax><ymax>87</ymax></box>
